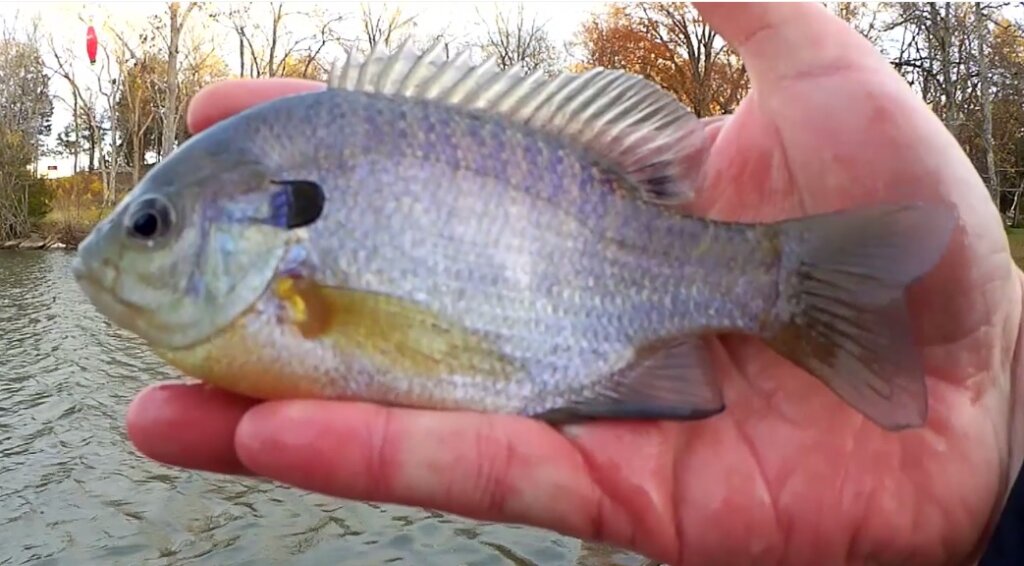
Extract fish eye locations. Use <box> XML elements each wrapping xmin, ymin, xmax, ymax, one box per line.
<box><xmin>126</xmin><ymin>196</ymin><xmax>174</xmax><ymax>241</ymax></box>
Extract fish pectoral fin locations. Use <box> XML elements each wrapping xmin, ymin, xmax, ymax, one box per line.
<box><xmin>537</xmin><ymin>336</ymin><xmax>724</xmax><ymax>424</ymax></box>
<box><xmin>326</xmin><ymin>40</ymin><xmax>709</xmax><ymax>206</ymax></box>
<box><xmin>274</xmin><ymin>276</ymin><xmax>518</xmax><ymax>380</ymax></box>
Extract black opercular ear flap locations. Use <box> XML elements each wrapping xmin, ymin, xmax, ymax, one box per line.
<box><xmin>269</xmin><ymin>180</ymin><xmax>325</xmax><ymax>229</ymax></box>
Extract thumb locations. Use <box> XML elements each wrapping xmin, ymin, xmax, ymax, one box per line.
<box><xmin>693</xmin><ymin>3</ymin><xmax>894</xmax><ymax>89</ymax></box>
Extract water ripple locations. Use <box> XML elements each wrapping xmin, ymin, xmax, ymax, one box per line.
<box><xmin>0</xmin><ymin>251</ymin><xmax>652</xmax><ymax>565</ymax></box>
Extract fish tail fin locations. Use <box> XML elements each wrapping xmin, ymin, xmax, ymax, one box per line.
<box><xmin>761</xmin><ymin>201</ymin><xmax>958</xmax><ymax>431</ymax></box>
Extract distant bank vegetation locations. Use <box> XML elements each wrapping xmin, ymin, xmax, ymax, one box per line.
<box><xmin>0</xmin><ymin>170</ymin><xmax>134</xmax><ymax>249</ymax></box>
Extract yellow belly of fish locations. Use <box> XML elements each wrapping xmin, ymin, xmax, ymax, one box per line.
<box><xmin>151</xmin><ymin>276</ymin><xmax>522</xmax><ymax>405</ymax></box>
<box><xmin>153</xmin><ymin>305</ymin><xmax>339</xmax><ymax>401</ymax></box>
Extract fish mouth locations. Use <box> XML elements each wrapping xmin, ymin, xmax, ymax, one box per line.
<box><xmin>72</xmin><ymin>256</ymin><xmax>163</xmax><ymax>344</ymax></box>
<box><xmin>72</xmin><ymin>253</ymin><xmax>264</xmax><ymax>352</ymax></box>
<box><xmin>73</xmin><ymin>261</ymin><xmax>137</xmax><ymax>324</ymax></box>
<box><xmin>71</xmin><ymin>256</ymin><xmax>110</xmax><ymax>303</ymax></box>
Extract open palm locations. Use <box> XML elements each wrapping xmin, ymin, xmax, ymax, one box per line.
<box><xmin>125</xmin><ymin>4</ymin><xmax>1024</xmax><ymax>565</ymax></box>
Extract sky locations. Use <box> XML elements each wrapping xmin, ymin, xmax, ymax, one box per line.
<box><xmin>0</xmin><ymin>1</ymin><xmax>611</xmax><ymax>177</ymax></box>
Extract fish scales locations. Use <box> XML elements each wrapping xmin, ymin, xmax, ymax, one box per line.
<box><xmin>71</xmin><ymin>42</ymin><xmax>958</xmax><ymax>430</ymax></box>
<box><xmin>263</xmin><ymin>92</ymin><xmax>775</xmax><ymax>392</ymax></box>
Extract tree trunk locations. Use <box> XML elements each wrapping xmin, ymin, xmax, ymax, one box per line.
<box><xmin>133</xmin><ymin>131</ymin><xmax>142</xmax><ymax>184</ymax></box>
<box><xmin>238</xmin><ymin>31</ymin><xmax>245</xmax><ymax>77</ymax></box>
<box><xmin>941</xmin><ymin>5</ymin><xmax>957</xmax><ymax>126</ymax></box>
<box><xmin>268</xmin><ymin>4</ymin><xmax>280</xmax><ymax>77</ymax></box>
<box><xmin>72</xmin><ymin>89</ymin><xmax>79</xmax><ymax>174</ymax></box>
<box><xmin>107</xmin><ymin>91</ymin><xmax>119</xmax><ymax>205</ymax></box>
<box><xmin>976</xmin><ymin>3</ymin><xmax>998</xmax><ymax>206</ymax></box>
<box><xmin>161</xmin><ymin>2</ymin><xmax>194</xmax><ymax>158</ymax></box>
<box><xmin>88</xmin><ymin>118</ymin><xmax>96</xmax><ymax>172</ymax></box>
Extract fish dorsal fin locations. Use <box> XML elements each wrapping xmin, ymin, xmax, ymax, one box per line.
<box><xmin>327</xmin><ymin>40</ymin><xmax>710</xmax><ymax>205</ymax></box>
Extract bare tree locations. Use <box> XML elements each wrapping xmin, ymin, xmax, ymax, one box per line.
<box><xmin>975</xmin><ymin>3</ymin><xmax>999</xmax><ymax>203</ymax></box>
<box><xmin>159</xmin><ymin>1</ymin><xmax>199</xmax><ymax>158</ymax></box>
<box><xmin>476</xmin><ymin>3</ymin><xmax>561</xmax><ymax>75</ymax></box>
<box><xmin>212</xmin><ymin>2</ymin><xmax>344</xmax><ymax>79</ymax></box>
<box><xmin>884</xmin><ymin>3</ymin><xmax>979</xmax><ymax>127</ymax></box>
<box><xmin>415</xmin><ymin>27</ymin><xmax>462</xmax><ymax>60</ymax></box>
<box><xmin>359</xmin><ymin>3</ymin><xmax>416</xmax><ymax>51</ymax></box>
<box><xmin>93</xmin><ymin>40</ymin><xmax>124</xmax><ymax>205</ymax></box>
<box><xmin>827</xmin><ymin>2</ymin><xmax>886</xmax><ymax>44</ymax></box>
<box><xmin>47</xmin><ymin>47</ymin><xmax>102</xmax><ymax>174</ymax></box>
<box><xmin>106</xmin><ymin>31</ymin><xmax>160</xmax><ymax>184</ymax></box>
<box><xmin>51</xmin><ymin>14</ymin><xmax>128</xmax><ymax>205</ymax></box>
<box><xmin>300</xmin><ymin>6</ymin><xmax>348</xmax><ymax>78</ymax></box>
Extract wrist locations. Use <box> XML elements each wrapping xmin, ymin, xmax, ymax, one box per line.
<box><xmin>1010</xmin><ymin>271</ymin><xmax>1024</xmax><ymax>487</ymax></box>
<box><xmin>971</xmin><ymin>268</ymin><xmax>1024</xmax><ymax>564</ymax></box>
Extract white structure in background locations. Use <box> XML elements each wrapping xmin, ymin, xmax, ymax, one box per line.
<box><xmin>36</xmin><ymin>156</ymin><xmax>76</xmax><ymax>179</ymax></box>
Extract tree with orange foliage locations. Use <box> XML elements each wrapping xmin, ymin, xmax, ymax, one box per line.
<box><xmin>573</xmin><ymin>2</ymin><xmax>749</xmax><ymax>117</ymax></box>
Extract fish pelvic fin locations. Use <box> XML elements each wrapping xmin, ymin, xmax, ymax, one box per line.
<box><xmin>327</xmin><ymin>39</ymin><xmax>710</xmax><ymax>206</ymax></box>
<box><xmin>536</xmin><ymin>336</ymin><xmax>724</xmax><ymax>424</ymax></box>
<box><xmin>762</xmin><ymin>201</ymin><xmax>959</xmax><ymax>431</ymax></box>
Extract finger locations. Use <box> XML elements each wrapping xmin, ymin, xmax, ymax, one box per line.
<box><xmin>233</xmin><ymin>401</ymin><xmax>617</xmax><ymax>544</ymax></box>
<box><xmin>186</xmin><ymin>78</ymin><xmax>324</xmax><ymax>134</ymax></box>
<box><xmin>693</xmin><ymin>3</ymin><xmax>892</xmax><ymax>89</ymax></box>
<box><xmin>126</xmin><ymin>381</ymin><xmax>259</xmax><ymax>476</ymax></box>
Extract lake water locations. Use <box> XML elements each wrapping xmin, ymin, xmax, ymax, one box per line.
<box><xmin>0</xmin><ymin>250</ymin><xmax>652</xmax><ymax>565</ymax></box>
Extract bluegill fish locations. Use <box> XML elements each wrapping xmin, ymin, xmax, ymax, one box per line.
<box><xmin>71</xmin><ymin>42</ymin><xmax>956</xmax><ymax>431</ymax></box>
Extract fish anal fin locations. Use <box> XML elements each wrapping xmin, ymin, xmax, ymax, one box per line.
<box><xmin>326</xmin><ymin>41</ymin><xmax>711</xmax><ymax>206</ymax></box>
<box><xmin>272</xmin><ymin>276</ymin><xmax>519</xmax><ymax>381</ymax></box>
<box><xmin>537</xmin><ymin>336</ymin><xmax>724</xmax><ymax>424</ymax></box>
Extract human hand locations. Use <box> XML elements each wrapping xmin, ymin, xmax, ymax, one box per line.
<box><xmin>125</xmin><ymin>3</ymin><xmax>1024</xmax><ymax>564</ymax></box>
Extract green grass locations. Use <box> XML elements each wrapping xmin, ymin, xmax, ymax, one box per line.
<box><xmin>1007</xmin><ymin>227</ymin><xmax>1024</xmax><ymax>269</ymax></box>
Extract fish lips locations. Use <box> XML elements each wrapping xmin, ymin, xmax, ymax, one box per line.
<box><xmin>72</xmin><ymin>254</ymin><xmax>186</xmax><ymax>349</ymax></box>
<box><xmin>72</xmin><ymin>257</ymin><xmax>148</xmax><ymax>336</ymax></box>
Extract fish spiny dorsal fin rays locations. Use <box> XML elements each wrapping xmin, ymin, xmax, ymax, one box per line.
<box><xmin>326</xmin><ymin>39</ymin><xmax>710</xmax><ymax>206</ymax></box>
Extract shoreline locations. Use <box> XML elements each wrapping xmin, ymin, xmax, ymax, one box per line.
<box><xmin>1</xmin><ymin>234</ymin><xmax>80</xmax><ymax>251</ymax></box>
